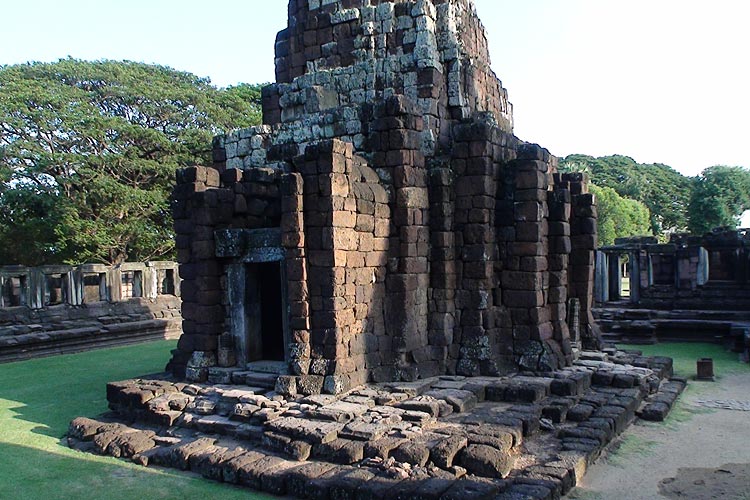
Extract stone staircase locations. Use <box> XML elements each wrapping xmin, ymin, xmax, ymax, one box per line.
<box><xmin>595</xmin><ymin>306</ymin><xmax>750</xmax><ymax>345</ymax></box>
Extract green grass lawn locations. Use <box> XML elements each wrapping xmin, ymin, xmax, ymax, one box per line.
<box><xmin>618</xmin><ymin>342</ymin><xmax>749</xmax><ymax>379</ymax></box>
<box><xmin>0</xmin><ymin>340</ymin><xmax>271</xmax><ymax>500</ymax></box>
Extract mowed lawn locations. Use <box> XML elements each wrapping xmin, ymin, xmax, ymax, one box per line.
<box><xmin>0</xmin><ymin>340</ymin><xmax>271</xmax><ymax>500</ymax></box>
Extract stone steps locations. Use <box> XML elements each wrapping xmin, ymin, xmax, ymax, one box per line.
<box><xmin>80</xmin><ymin>351</ymin><xmax>685</xmax><ymax>500</ymax></box>
<box><xmin>71</xmin><ymin>370</ymin><xmax>685</xmax><ymax>500</ymax></box>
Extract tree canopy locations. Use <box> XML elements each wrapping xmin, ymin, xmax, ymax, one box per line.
<box><xmin>589</xmin><ymin>184</ymin><xmax>651</xmax><ymax>246</ymax></box>
<box><xmin>687</xmin><ymin>165</ymin><xmax>750</xmax><ymax>235</ymax></box>
<box><xmin>0</xmin><ymin>59</ymin><xmax>262</xmax><ymax>266</ymax></box>
<box><xmin>561</xmin><ymin>154</ymin><xmax>692</xmax><ymax>235</ymax></box>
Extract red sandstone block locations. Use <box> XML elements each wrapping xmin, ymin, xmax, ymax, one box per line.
<box><xmin>221</xmin><ymin>168</ymin><xmax>243</xmax><ymax>184</ymax></box>
<box><xmin>463</xmin><ymin>224</ymin><xmax>493</xmax><ymax>244</ymax></box>
<box><xmin>548</xmin><ymin>221</ymin><xmax>570</xmax><ymax>236</ymax></box>
<box><xmin>501</xmin><ymin>271</ymin><xmax>543</xmax><ymax>291</ymax></box>
<box><xmin>455</xmin><ymin>176</ymin><xmax>494</xmax><ymax>196</ymax></box>
<box><xmin>573</xmin><ymin>218</ymin><xmax>597</xmax><ymax>236</ymax></box>
<box><xmin>365</xmin><ymin>252</ymin><xmax>387</xmax><ymax>267</ymax></box>
<box><xmin>504</xmin><ymin>290</ymin><xmax>545</xmax><ymax>308</ymax></box>
<box><xmin>469</xmin><ymin>141</ymin><xmax>492</xmax><ymax>157</ymax></box>
<box><xmin>394</xmin><ymin>166</ymin><xmax>427</xmax><ymax>188</ymax></box>
<box><xmin>514</xmin><ymin>201</ymin><xmax>545</xmax><ymax>222</ymax></box>
<box><xmin>467</xmin><ymin>208</ymin><xmax>490</xmax><ymax>224</ymax></box>
<box><xmin>181</xmin><ymin>166</ymin><xmax>209</xmax><ymax>184</ymax></box>
<box><xmin>514</xmin><ymin>189</ymin><xmax>548</xmax><ymax>202</ymax></box>
<box><xmin>547</xmin><ymin>255</ymin><xmax>567</xmax><ymax>271</ymax></box>
<box><xmin>332</xmin><ymin>211</ymin><xmax>356</xmax><ymax>228</ymax></box>
<box><xmin>355</xmin><ymin>214</ymin><xmax>375</xmax><ymax>232</ymax></box>
<box><xmin>515</xmin><ymin>170</ymin><xmax>549</xmax><ymax>190</ymax></box>
<box><xmin>510</xmin><ymin>242</ymin><xmax>546</xmax><ymax>256</ymax></box>
<box><xmin>466</xmin><ymin>157</ymin><xmax>494</xmax><ymax>176</ymax></box>
<box><xmin>374</xmin><ymin>219</ymin><xmax>390</xmax><ymax>237</ymax></box>
<box><xmin>531</xmin><ymin>322</ymin><xmax>554</xmax><ymax>341</ymax></box>
<box><xmin>571</xmin><ymin>234</ymin><xmax>597</xmax><ymax>249</ymax></box>
<box><xmin>516</xmin><ymin>224</ymin><xmax>548</xmax><ymax>242</ymax></box>
<box><xmin>286</xmin><ymin>258</ymin><xmax>308</xmax><ymax>281</ymax></box>
<box><xmin>570</xmin><ymin>252</ymin><xmax>595</xmax><ymax>266</ymax></box>
<box><xmin>550</xmin><ymin>237</ymin><xmax>572</xmax><ymax>254</ymax></box>
<box><xmin>346</xmin><ymin>251</ymin><xmax>365</xmax><ymax>268</ymax></box>
<box><xmin>570</xmin><ymin>266</ymin><xmax>594</xmax><ymax>283</ymax></box>
<box><xmin>190</xmin><ymin>241</ymin><xmax>215</xmax><ymax>260</ymax></box>
<box><xmin>530</xmin><ymin>307</ymin><xmax>552</xmax><ymax>324</ymax></box>
<box><xmin>205</xmin><ymin>168</ymin><xmax>220</xmax><ymax>188</ymax></box>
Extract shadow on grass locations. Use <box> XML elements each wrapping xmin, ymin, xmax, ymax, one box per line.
<box><xmin>0</xmin><ymin>340</ymin><xmax>273</xmax><ymax>499</ymax></box>
<box><xmin>0</xmin><ymin>441</ymin><xmax>272</xmax><ymax>500</ymax></box>
<box><xmin>0</xmin><ymin>340</ymin><xmax>175</xmax><ymax>439</ymax></box>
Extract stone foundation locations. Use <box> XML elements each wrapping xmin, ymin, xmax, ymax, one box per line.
<box><xmin>69</xmin><ymin>349</ymin><xmax>684</xmax><ymax>499</ymax></box>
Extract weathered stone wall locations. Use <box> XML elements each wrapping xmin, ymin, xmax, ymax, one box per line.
<box><xmin>171</xmin><ymin>166</ymin><xmax>282</xmax><ymax>365</ymax></box>
<box><xmin>169</xmin><ymin>0</ymin><xmax>601</xmax><ymax>393</ymax></box>
<box><xmin>0</xmin><ymin>262</ymin><xmax>181</xmax><ymax>361</ymax></box>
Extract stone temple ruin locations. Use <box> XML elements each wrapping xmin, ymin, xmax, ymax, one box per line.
<box><xmin>68</xmin><ymin>2</ymin><xmax>686</xmax><ymax>498</ymax></box>
<box><xmin>167</xmin><ymin>0</ymin><xmax>603</xmax><ymax>395</ymax></box>
<box><xmin>595</xmin><ymin>228</ymin><xmax>750</xmax><ymax>351</ymax></box>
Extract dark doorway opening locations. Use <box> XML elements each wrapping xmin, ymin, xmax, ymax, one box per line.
<box><xmin>245</xmin><ymin>261</ymin><xmax>286</xmax><ymax>362</ymax></box>
<box><xmin>258</xmin><ymin>261</ymin><xmax>284</xmax><ymax>361</ymax></box>
<box><xmin>651</xmin><ymin>254</ymin><xmax>675</xmax><ymax>286</ymax></box>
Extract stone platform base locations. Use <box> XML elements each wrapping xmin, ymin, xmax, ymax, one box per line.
<box><xmin>0</xmin><ymin>317</ymin><xmax>181</xmax><ymax>363</ymax></box>
<box><xmin>68</xmin><ymin>350</ymin><xmax>685</xmax><ymax>500</ymax></box>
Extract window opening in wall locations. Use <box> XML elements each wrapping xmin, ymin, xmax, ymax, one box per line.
<box><xmin>1</xmin><ymin>276</ymin><xmax>27</xmax><ymax>307</ymax></box>
<box><xmin>82</xmin><ymin>273</ymin><xmax>106</xmax><ymax>303</ymax></box>
<box><xmin>708</xmin><ymin>249</ymin><xmax>735</xmax><ymax>282</ymax></box>
<box><xmin>159</xmin><ymin>269</ymin><xmax>175</xmax><ymax>295</ymax></box>
<box><xmin>45</xmin><ymin>274</ymin><xmax>65</xmax><ymax>306</ymax></box>
<box><xmin>651</xmin><ymin>254</ymin><xmax>675</xmax><ymax>286</ymax></box>
<box><xmin>121</xmin><ymin>271</ymin><xmax>143</xmax><ymax>298</ymax></box>
<box><xmin>620</xmin><ymin>255</ymin><xmax>630</xmax><ymax>298</ymax></box>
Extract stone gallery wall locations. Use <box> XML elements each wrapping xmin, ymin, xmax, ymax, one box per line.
<box><xmin>596</xmin><ymin>229</ymin><xmax>750</xmax><ymax>310</ymax></box>
<box><xmin>594</xmin><ymin>230</ymin><xmax>750</xmax><ymax>344</ymax></box>
<box><xmin>0</xmin><ymin>262</ymin><xmax>181</xmax><ymax>361</ymax></box>
<box><xmin>169</xmin><ymin>0</ymin><xmax>601</xmax><ymax>394</ymax></box>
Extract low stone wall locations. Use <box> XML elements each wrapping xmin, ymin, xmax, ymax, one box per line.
<box><xmin>0</xmin><ymin>262</ymin><xmax>182</xmax><ymax>362</ymax></box>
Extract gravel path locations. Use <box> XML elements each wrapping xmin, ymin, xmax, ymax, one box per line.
<box><xmin>569</xmin><ymin>371</ymin><xmax>750</xmax><ymax>499</ymax></box>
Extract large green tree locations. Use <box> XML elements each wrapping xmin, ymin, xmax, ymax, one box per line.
<box><xmin>687</xmin><ymin>165</ymin><xmax>750</xmax><ymax>235</ymax></box>
<box><xmin>0</xmin><ymin>59</ymin><xmax>262</xmax><ymax>265</ymax></box>
<box><xmin>589</xmin><ymin>184</ymin><xmax>651</xmax><ymax>246</ymax></box>
<box><xmin>561</xmin><ymin>154</ymin><xmax>692</xmax><ymax>235</ymax></box>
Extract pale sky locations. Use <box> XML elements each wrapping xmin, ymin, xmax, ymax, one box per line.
<box><xmin>1</xmin><ymin>0</ymin><xmax>748</xmax><ymax>178</ymax></box>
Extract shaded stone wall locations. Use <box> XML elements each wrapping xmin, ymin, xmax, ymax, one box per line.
<box><xmin>169</xmin><ymin>0</ymin><xmax>600</xmax><ymax>393</ymax></box>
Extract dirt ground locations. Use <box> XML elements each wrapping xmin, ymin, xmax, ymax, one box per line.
<box><xmin>568</xmin><ymin>371</ymin><xmax>750</xmax><ymax>500</ymax></box>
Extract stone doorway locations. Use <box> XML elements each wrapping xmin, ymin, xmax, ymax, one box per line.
<box><xmin>216</xmin><ymin>228</ymin><xmax>290</xmax><ymax>369</ymax></box>
<box><xmin>246</xmin><ymin>261</ymin><xmax>286</xmax><ymax>362</ymax></box>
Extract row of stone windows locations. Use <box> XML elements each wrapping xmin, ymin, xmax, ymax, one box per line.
<box><xmin>0</xmin><ymin>264</ymin><xmax>177</xmax><ymax>309</ymax></box>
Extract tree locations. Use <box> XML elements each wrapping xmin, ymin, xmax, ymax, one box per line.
<box><xmin>561</xmin><ymin>154</ymin><xmax>692</xmax><ymax>235</ymax></box>
<box><xmin>589</xmin><ymin>184</ymin><xmax>651</xmax><ymax>246</ymax></box>
<box><xmin>0</xmin><ymin>59</ymin><xmax>263</xmax><ymax>265</ymax></box>
<box><xmin>687</xmin><ymin>165</ymin><xmax>750</xmax><ymax>235</ymax></box>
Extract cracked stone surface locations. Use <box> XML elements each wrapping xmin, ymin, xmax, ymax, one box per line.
<box><xmin>69</xmin><ymin>350</ymin><xmax>684</xmax><ymax>499</ymax></box>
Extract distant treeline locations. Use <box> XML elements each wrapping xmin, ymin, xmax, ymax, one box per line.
<box><xmin>560</xmin><ymin>155</ymin><xmax>750</xmax><ymax>245</ymax></box>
